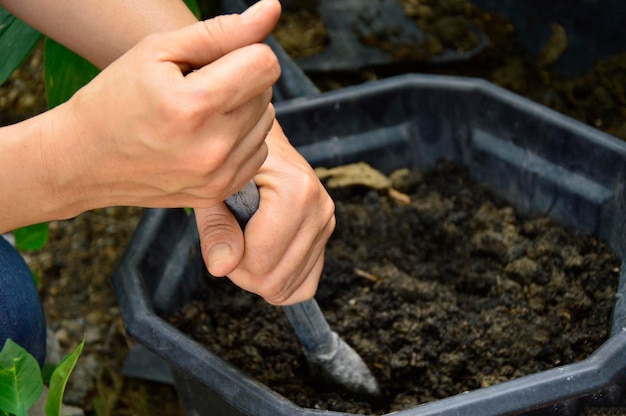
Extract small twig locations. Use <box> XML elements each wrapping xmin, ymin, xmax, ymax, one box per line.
<box><xmin>353</xmin><ymin>267</ymin><xmax>381</xmax><ymax>283</ymax></box>
<box><xmin>388</xmin><ymin>188</ymin><xmax>411</xmax><ymax>205</ymax></box>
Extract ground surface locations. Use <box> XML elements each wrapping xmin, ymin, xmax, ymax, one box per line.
<box><xmin>1</xmin><ymin>1</ymin><xmax>625</xmax><ymax>414</ymax></box>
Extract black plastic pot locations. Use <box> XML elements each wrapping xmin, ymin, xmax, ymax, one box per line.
<box><xmin>112</xmin><ymin>73</ymin><xmax>626</xmax><ymax>415</ymax></box>
<box><xmin>254</xmin><ymin>0</ymin><xmax>626</xmax><ymax>76</ymax></box>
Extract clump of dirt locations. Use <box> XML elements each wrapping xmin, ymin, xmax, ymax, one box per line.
<box><xmin>273</xmin><ymin>9</ymin><xmax>329</xmax><ymax>59</ymax></box>
<box><xmin>399</xmin><ymin>0</ymin><xmax>480</xmax><ymax>53</ymax></box>
<box><xmin>537</xmin><ymin>52</ymin><xmax>626</xmax><ymax>139</ymax></box>
<box><xmin>171</xmin><ymin>160</ymin><xmax>620</xmax><ymax>415</ymax></box>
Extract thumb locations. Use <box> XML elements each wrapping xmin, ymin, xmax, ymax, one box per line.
<box><xmin>160</xmin><ymin>0</ymin><xmax>281</xmax><ymax>70</ymax></box>
<box><xmin>195</xmin><ymin>204</ymin><xmax>245</xmax><ymax>277</ymax></box>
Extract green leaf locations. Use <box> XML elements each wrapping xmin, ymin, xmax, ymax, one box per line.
<box><xmin>0</xmin><ymin>8</ymin><xmax>41</xmax><ymax>86</ymax></box>
<box><xmin>0</xmin><ymin>8</ymin><xmax>13</xmax><ymax>33</ymax></box>
<box><xmin>0</xmin><ymin>339</ymin><xmax>44</xmax><ymax>416</ymax></box>
<box><xmin>40</xmin><ymin>363</ymin><xmax>55</xmax><ymax>386</ymax></box>
<box><xmin>184</xmin><ymin>0</ymin><xmax>201</xmax><ymax>19</ymax></box>
<box><xmin>14</xmin><ymin>223</ymin><xmax>48</xmax><ymax>251</ymax></box>
<box><xmin>44</xmin><ymin>338</ymin><xmax>84</xmax><ymax>416</ymax></box>
<box><xmin>44</xmin><ymin>38</ymin><xmax>99</xmax><ymax>109</ymax></box>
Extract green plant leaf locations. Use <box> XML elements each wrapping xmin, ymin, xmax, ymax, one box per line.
<box><xmin>14</xmin><ymin>223</ymin><xmax>48</xmax><ymax>251</ymax></box>
<box><xmin>0</xmin><ymin>8</ymin><xmax>41</xmax><ymax>86</ymax></box>
<box><xmin>44</xmin><ymin>38</ymin><xmax>99</xmax><ymax>109</ymax></box>
<box><xmin>0</xmin><ymin>339</ymin><xmax>44</xmax><ymax>416</ymax></box>
<box><xmin>184</xmin><ymin>0</ymin><xmax>201</xmax><ymax>19</ymax></box>
<box><xmin>44</xmin><ymin>338</ymin><xmax>84</xmax><ymax>416</ymax></box>
<box><xmin>40</xmin><ymin>363</ymin><xmax>55</xmax><ymax>386</ymax></box>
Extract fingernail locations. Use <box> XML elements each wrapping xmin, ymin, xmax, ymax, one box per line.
<box><xmin>242</xmin><ymin>0</ymin><xmax>270</xmax><ymax>18</ymax></box>
<box><xmin>207</xmin><ymin>243</ymin><xmax>233</xmax><ymax>267</ymax></box>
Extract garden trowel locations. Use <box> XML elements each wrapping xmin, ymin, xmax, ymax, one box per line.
<box><xmin>225</xmin><ymin>180</ymin><xmax>381</xmax><ymax>398</ymax></box>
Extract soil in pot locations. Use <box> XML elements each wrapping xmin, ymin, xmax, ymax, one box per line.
<box><xmin>171</xmin><ymin>159</ymin><xmax>620</xmax><ymax>415</ymax></box>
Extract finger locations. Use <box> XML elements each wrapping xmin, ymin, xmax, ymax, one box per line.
<box><xmin>263</xmin><ymin>239</ymin><xmax>326</xmax><ymax>305</ymax></box>
<box><xmin>236</xmin><ymin>183</ymin><xmax>315</xmax><ymax>276</ymax></box>
<box><xmin>231</xmin><ymin>204</ymin><xmax>334</xmax><ymax>304</ymax></box>
<box><xmin>225</xmin><ymin>90</ymin><xmax>275</xmax><ymax>146</ymax></box>
<box><xmin>218</xmin><ymin>107</ymin><xmax>274</xmax><ymax>196</ymax></box>
<box><xmin>187</xmin><ymin>43</ymin><xmax>279</xmax><ymax>113</ymax></box>
<box><xmin>195</xmin><ymin>204</ymin><xmax>245</xmax><ymax>277</ymax></box>
<box><xmin>158</xmin><ymin>0</ymin><xmax>281</xmax><ymax>70</ymax></box>
<box><xmin>276</xmin><ymin>255</ymin><xmax>326</xmax><ymax>306</ymax></box>
<box><xmin>231</xmin><ymin>241</ymin><xmax>324</xmax><ymax>305</ymax></box>
<box><xmin>265</xmin><ymin>213</ymin><xmax>335</xmax><ymax>304</ymax></box>
<box><xmin>190</xmin><ymin>105</ymin><xmax>273</xmax><ymax>205</ymax></box>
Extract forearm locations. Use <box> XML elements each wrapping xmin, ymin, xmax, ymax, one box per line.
<box><xmin>0</xmin><ymin>0</ymin><xmax>197</xmax><ymax>69</ymax></box>
<box><xmin>0</xmin><ymin>104</ymin><xmax>89</xmax><ymax>233</ymax></box>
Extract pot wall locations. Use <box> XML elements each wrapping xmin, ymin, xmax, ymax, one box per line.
<box><xmin>113</xmin><ymin>73</ymin><xmax>626</xmax><ymax>416</ymax></box>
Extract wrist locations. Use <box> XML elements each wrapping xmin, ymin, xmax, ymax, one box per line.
<box><xmin>42</xmin><ymin>99</ymin><xmax>105</xmax><ymax>216</ymax></box>
<box><xmin>0</xmin><ymin>108</ymin><xmax>86</xmax><ymax>232</ymax></box>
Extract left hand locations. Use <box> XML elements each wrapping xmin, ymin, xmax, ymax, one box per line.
<box><xmin>194</xmin><ymin>121</ymin><xmax>336</xmax><ymax>305</ymax></box>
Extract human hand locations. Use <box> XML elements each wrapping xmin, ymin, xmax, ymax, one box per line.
<box><xmin>194</xmin><ymin>122</ymin><xmax>336</xmax><ymax>305</ymax></box>
<box><xmin>49</xmin><ymin>0</ymin><xmax>282</xmax><ymax>211</ymax></box>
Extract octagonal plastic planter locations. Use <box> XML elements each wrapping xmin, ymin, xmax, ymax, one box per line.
<box><xmin>112</xmin><ymin>74</ymin><xmax>626</xmax><ymax>416</ymax></box>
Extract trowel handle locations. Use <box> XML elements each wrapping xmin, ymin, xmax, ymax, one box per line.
<box><xmin>224</xmin><ymin>181</ymin><xmax>337</xmax><ymax>356</ymax></box>
<box><xmin>224</xmin><ymin>180</ymin><xmax>261</xmax><ymax>228</ymax></box>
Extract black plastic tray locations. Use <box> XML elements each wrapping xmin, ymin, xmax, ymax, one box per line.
<box><xmin>226</xmin><ymin>0</ymin><xmax>488</xmax><ymax>73</ymax></box>
<box><xmin>288</xmin><ymin>0</ymin><xmax>488</xmax><ymax>72</ymax></box>
<box><xmin>112</xmin><ymin>73</ymin><xmax>626</xmax><ymax>416</ymax></box>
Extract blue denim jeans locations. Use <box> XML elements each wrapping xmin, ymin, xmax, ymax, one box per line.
<box><xmin>0</xmin><ymin>236</ymin><xmax>46</xmax><ymax>366</ymax></box>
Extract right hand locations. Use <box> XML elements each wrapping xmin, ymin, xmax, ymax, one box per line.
<box><xmin>194</xmin><ymin>122</ymin><xmax>336</xmax><ymax>306</ymax></box>
<box><xmin>48</xmin><ymin>0</ymin><xmax>282</xmax><ymax>212</ymax></box>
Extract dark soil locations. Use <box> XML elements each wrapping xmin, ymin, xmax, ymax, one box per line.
<box><xmin>171</xmin><ymin>160</ymin><xmax>620</xmax><ymax>415</ymax></box>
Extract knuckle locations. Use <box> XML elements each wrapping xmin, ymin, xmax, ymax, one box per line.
<box><xmin>199</xmin><ymin>17</ymin><xmax>230</xmax><ymax>56</ymax></box>
<box><xmin>265</xmin><ymin>283</ymin><xmax>316</xmax><ymax>306</ymax></box>
<box><xmin>263</xmin><ymin>284</ymin><xmax>292</xmax><ymax>305</ymax></box>
<box><xmin>204</xmin><ymin>170</ymin><xmax>231</xmax><ymax>197</ymax></box>
<box><xmin>322</xmin><ymin>194</ymin><xmax>336</xmax><ymax>224</ymax></box>
<box><xmin>250</xmin><ymin>266</ymin><xmax>289</xmax><ymax>304</ymax></box>
<box><xmin>154</xmin><ymin>91</ymin><xmax>197</xmax><ymax>123</ymax></box>
<box><xmin>249</xmin><ymin>43</ymin><xmax>281</xmax><ymax>81</ymax></box>
<box><xmin>206</xmin><ymin>140</ymin><xmax>230</xmax><ymax>166</ymax></box>
<box><xmin>199</xmin><ymin>215</ymin><xmax>236</xmax><ymax>240</ymax></box>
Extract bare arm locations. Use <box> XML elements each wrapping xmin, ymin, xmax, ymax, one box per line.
<box><xmin>0</xmin><ymin>0</ymin><xmax>197</xmax><ymax>69</ymax></box>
